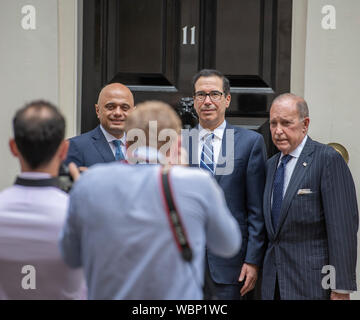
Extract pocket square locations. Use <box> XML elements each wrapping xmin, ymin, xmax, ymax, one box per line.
<box><xmin>297</xmin><ymin>188</ymin><xmax>313</xmax><ymax>195</ymax></box>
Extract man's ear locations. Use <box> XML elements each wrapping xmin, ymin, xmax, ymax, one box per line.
<box><xmin>9</xmin><ymin>139</ymin><xmax>19</xmax><ymax>158</ymax></box>
<box><xmin>225</xmin><ymin>94</ymin><xmax>231</xmax><ymax>109</ymax></box>
<box><xmin>95</xmin><ymin>104</ymin><xmax>100</xmax><ymax>118</ymax></box>
<box><xmin>303</xmin><ymin>117</ymin><xmax>310</xmax><ymax>133</ymax></box>
<box><xmin>58</xmin><ymin>140</ymin><xmax>69</xmax><ymax>161</ymax></box>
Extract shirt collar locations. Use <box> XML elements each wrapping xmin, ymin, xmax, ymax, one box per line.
<box><xmin>280</xmin><ymin>135</ymin><xmax>308</xmax><ymax>160</ymax></box>
<box><xmin>19</xmin><ymin>172</ymin><xmax>52</xmax><ymax>179</ymax></box>
<box><xmin>198</xmin><ymin>120</ymin><xmax>226</xmax><ymax>141</ymax></box>
<box><xmin>100</xmin><ymin>124</ymin><xmax>126</xmax><ymax>145</ymax></box>
<box><xmin>127</xmin><ymin>146</ymin><xmax>165</xmax><ymax>164</ymax></box>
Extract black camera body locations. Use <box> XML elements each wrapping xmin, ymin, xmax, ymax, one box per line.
<box><xmin>58</xmin><ymin>163</ymin><xmax>74</xmax><ymax>193</ymax></box>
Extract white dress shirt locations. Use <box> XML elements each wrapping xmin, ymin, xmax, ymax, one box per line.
<box><xmin>100</xmin><ymin>124</ymin><xmax>127</xmax><ymax>158</ymax></box>
<box><xmin>278</xmin><ymin>135</ymin><xmax>308</xmax><ymax>197</ymax></box>
<box><xmin>0</xmin><ymin>172</ymin><xmax>85</xmax><ymax>299</ymax></box>
<box><xmin>271</xmin><ymin>135</ymin><xmax>307</xmax><ymax>209</ymax></box>
<box><xmin>197</xmin><ymin>120</ymin><xmax>226</xmax><ymax>170</ymax></box>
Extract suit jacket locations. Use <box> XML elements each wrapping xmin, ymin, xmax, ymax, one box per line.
<box><xmin>262</xmin><ymin>137</ymin><xmax>358</xmax><ymax>300</ymax></box>
<box><xmin>65</xmin><ymin>125</ymin><xmax>115</xmax><ymax>167</ymax></box>
<box><xmin>185</xmin><ymin>123</ymin><xmax>267</xmax><ymax>284</ymax></box>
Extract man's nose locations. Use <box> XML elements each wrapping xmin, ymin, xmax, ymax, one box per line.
<box><xmin>274</xmin><ymin>125</ymin><xmax>283</xmax><ymax>135</ymax></box>
<box><xmin>113</xmin><ymin>106</ymin><xmax>123</xmax><ymax>116</ymax></box>
<box><xmin>204</xmin><ymin>94</ymin><xmax>212</xmax><ymax>104</ymax></box>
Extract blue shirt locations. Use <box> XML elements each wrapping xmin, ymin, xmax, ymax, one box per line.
<box><xmin>60</xmin><ymin>161</ymin><xmax>241</xmax><ymax>299</ymax></box>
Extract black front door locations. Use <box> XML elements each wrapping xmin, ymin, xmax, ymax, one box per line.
<box><xmin>81</xmin><ymin>0</ymin><xmax>292</xmax><ymax>155</ymax></box>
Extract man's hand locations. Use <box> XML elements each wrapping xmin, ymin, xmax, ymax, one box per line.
<box><xmin>330</xmin><ymin>292</ymin><xmax>350</xmax><ymax>300</ymax></box>
<box><xmin>238</xmin><ymin>263</ymin><xmax>259</xmax><ymax>296</ymax></box>
<box><xmin>68</xmin><ymin>162</ymin><xmax>87</xmax><ymax>181</ymax></box>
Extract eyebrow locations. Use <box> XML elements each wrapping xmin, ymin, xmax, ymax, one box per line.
<box><xmin>105</xmin><ymin>102</ymin><xmax>130</xmax><ymax>107</ymax></box>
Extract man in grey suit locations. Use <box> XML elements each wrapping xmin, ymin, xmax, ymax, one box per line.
<box><xmin>262</xmin><ymin>93</ymin><xmax>358</xmax><ymax>300</ymax></box>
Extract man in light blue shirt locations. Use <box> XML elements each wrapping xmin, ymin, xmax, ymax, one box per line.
<box><xmin>60</xmin><ymin>101</ymin><xmax>241</xmax><ymax>299</ymax></box>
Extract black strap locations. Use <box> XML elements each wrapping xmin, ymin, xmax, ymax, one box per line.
<box><xmin>14</xmin><ymin>177</ymin><xmax>60</xmax><ymax>188</ymax></box>
<box><xmin>160</xmin><ymin>166</ymin><xmax>218</xmax><ymax>300</ymax></box>
<box><xmin>160</xmin><ymin>166</ymin><xmax>193</xmax><ymax>262</ymax></box>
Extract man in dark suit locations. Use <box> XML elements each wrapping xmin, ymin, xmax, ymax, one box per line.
<box><xmin>65</xmin><ymin>83</ymin><xmax>135</xmax><ymax>167</ymax></box>
<box><xmin>185</xmin><ymin>69</ymin><xmax>267</xmax><ymax>299</ymax></box>
<box><xmin>262</xmin><ymin>93</ymin><xmax>358</xmax><ymax>300</ymax></box>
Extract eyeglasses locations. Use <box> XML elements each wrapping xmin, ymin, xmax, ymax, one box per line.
<box><xmin>194</xmin><ymin>90</ymin><xmax>224</xmax><ymax>102</ymax></box>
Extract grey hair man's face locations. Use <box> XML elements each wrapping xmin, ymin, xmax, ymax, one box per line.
<box><xmin>269</xmin><ymin>98</ymin><xmax>309</xmax><ymax>155</ymax></box>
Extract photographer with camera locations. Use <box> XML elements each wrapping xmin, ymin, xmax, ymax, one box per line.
<box><xmin>60</xmin><ymin>100</ymin><xmax>241</xmax><ymax>299</ymax></box>
<box><xmin>0</xmin><ymin>100</ymin><xmax>85</xmax><ymax>299</ymax></box>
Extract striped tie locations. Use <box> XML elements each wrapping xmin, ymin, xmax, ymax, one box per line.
<box><xmin>112</xmin><ymin>140</ymin><xmax>125</xmax><ymax>161</ymax></box>
<box><xmin>200</xmin><ymin>133</ymin><xmax>214</xmax><ymax>175</ymax></box>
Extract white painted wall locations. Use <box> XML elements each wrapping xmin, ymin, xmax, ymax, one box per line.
<box><xmin>0</xmin><ymin>0</ymin><xmax>59</xmax><ymax>189</ymax></box>
<box><xmin>292</xmin><ymin>0</ymin><xmax>360</xmax><ymax>299</ymax></box>
<box><xmin>0</xmin><ymin>0</ymin><xmax>78</xmax><ymax>190</ymax></box>
<box><xmin>58</xmin><ymin>0</ymin><xmax>79</xmax><ymax>138</ymax></box>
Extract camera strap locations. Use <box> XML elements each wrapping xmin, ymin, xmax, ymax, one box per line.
<box><xmin>159</xmin><ymin>166</ymin><xmax>218</xmax><ymax>300</ymax></box>
<box><xmin>14</xmin><ymin>177</ymin><xmax>60</xmax><ymax>188</ymax></box>
<box><xmin>160</xmin><ymin>166</ymin><xmax>192</xmax><ymax>262</ymax></box>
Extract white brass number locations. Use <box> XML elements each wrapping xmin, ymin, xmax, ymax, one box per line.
<box><xmin>182</xmin><ymin>26</ymin><xmax>188</xmax><ymax>45</ymax></box>
<box><xmin>182</xmin><ymin>26</ymin><xmax>196</xmax><ymax>45</ymax></box>
<box><xmin>190</xmin><ymin>26</ymin><xmax>196</xmax><ymax>45</ymax></box>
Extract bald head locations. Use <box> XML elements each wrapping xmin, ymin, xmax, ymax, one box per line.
<box><xmin>97</xmin><ymin>83</ymin><xmax>134</xmax><ymax>106</ymax></box>
<box><xmin>95</xmin><ymin>83</ymin><xmax>135</xmax><ymax>139</ymax></box>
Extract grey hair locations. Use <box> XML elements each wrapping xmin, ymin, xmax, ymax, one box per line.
<box><xmin>271</xmin><ymin>93</ymin><xmax>309</xmax><ymax>119</ymax></box>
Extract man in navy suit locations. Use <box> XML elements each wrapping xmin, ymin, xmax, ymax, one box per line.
<box><xmin>65</xmin><ymin>83</ymin><xmax>135</xmax><ymax>167</ymax></box>
<box><xmin>262</xmin><ymin>93</ymin><xmax>358</xmax><ymax>300</ymax></box>
<box><xmin>185</xmin><ymin>69</ymin><xmax>267</xmax><ymax>299</ymax></box>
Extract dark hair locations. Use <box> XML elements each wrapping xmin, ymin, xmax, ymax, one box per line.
<box><xmin>13</xmin><ymin>100</ymin><xmax>65</xmax><ymax>169</ymax></box>
<box><xmin>192</xmin><ymin>69</ymin><xmax>230</xmax><ymax>96</ymax></box>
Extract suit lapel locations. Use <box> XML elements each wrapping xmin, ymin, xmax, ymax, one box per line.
<box><xmin>214</xmin><ymin>123</ymin><xmax>237</xmax><ymax>182</ymax></box>
<box><xmin>264</xmin><ymin>154</ymin><xmax>281</xmax><ymax>238</ymax></box>
<box><xmin>274</xmin><ymin>138</ymin><xmax>315</xmax><ymax>237</ymax></box>
<box><xmin>187</xmin><ymin>127</ymin><xmax>199</xmax><ymax>168</ymax></box>
<box><xmin>91</xmin><ymin>126</ymin><xmax>115</xmax><ymax>162</ymax></box>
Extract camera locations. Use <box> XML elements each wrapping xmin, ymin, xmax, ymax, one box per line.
<box><xmin>58</xmin><ymin>163</ymin><xmax>74</xmax><ymax>193</ymax></box>
<box><xmin>176</xmin><ymin>97</ymin><xmax>198</xmax><ymax>129</ymax></box>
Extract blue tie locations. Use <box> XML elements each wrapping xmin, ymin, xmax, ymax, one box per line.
<box><xmin>200</xmin><ymin>133</ymin><xmax>214</xmax><ymax>175</ymax></box>
<box><xmin>112</xmin><ymin>140</ymin><xmax>125</xmax><ymax>161</ymax></box>
<box><xmin>271</xmin><ymin>154</ymin><xmax>292</xmax><ymax>229</ymax></box>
